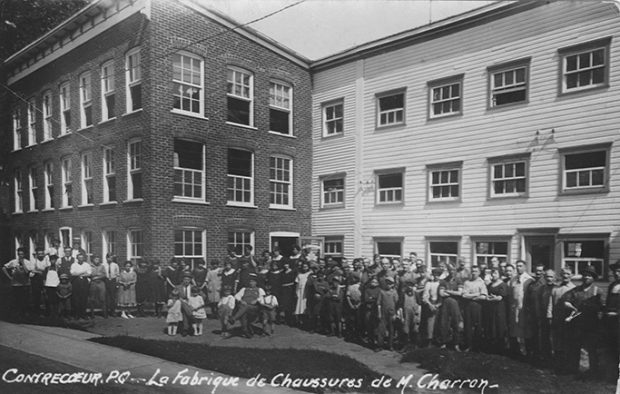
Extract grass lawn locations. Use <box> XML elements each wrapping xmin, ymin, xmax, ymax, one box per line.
<box><xmin>401</xmin><ymin>348</ymin><xmax>617</xmax><ymax>394</ymax></box>
<box><xmin>92</xmin><ymin>336</ymin><xmax>388</xmax><ymax>393</ymax></box>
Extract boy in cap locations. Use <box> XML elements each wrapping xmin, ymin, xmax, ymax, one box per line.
<box><xmin>56</xmin><ymin>273</ymin><xmax>72</xmax><ymax>318</ymax></box>
<box><xmin>326</xmin><ymin>275</ymin><xmax>344</xmax><ymax>337</ymax></box>
<box><xmin>218</xmin><ymin>285</ymin><xmax>236</xmax><ymax>338</ymax></box>
<box><xmin>260</xmin><ymin>284</ymin><xmax>279</xmax><ymax>335</ymax></box>
<box><xmin>377</xmin><ymin>276</ymin><xmax>399</xmax><ymax>351</ymax></box>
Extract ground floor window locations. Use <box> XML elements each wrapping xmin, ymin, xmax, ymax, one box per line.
<box><xmin>228</xmin><ymin>231</ymin><xmax>254</xmax><ymax>256</ymax></box>
<box><xmin>174</xmin><ymin>229</ymin><xmax>205</xmax><ymax>269</ymax></box>
<box><xmin>562</xmin><ymin>239</ymin><xmax>606</xmax><ymax>279</ymax></box>
<box><xmin>127</xmin><ymin>229</ymin><xmax>143</xmax><ymax>263</ymax></box>
<box><xmin>474</xmin><ymin>240</ymin><xmax>509</xmax><ymax>266</ymax></box>
<box><xmin>324</xmin><ymin>236</ymin><xmax>344</xmax><ymax>260</ymax></box>
<box><xmin>375</xmin><ymin>238</ymin><xmax>403</xmax><ymax>259</ymax></box>
<box><xmin>428</xmin><ymin>240</ymin><xmax>459</xmax><ymax>268</ymax></box>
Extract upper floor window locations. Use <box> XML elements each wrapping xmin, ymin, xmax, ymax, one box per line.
<box><xmin>28</xmin><ymin>167</ymin><xmax>38</xmax><ymax>212</ymax></box>
<box><xmin>103</xmin><ymin>147</ymin><xmax>116</xmax><ymax>203</ymax></box>
<box><xmin>127</xmin><ymin>229</ymin><xmax>143</xmax><ymax>262</ymax></box>
<box><xmin>227</xmin><ymin>68</ymin><xmax>253</xmax><ymax>126</ymax></box>
<box><xmin>561</xmin><ymin>145</ymin><xmax>609</xmax><ymax>193</ymax></box>
<box><xmin>61</xmin><ymin>157</ymin><xmax>72</xmax><ymax>208</ymax></box>
<box><xmin>101</xmin><ymin>60</ymin><xmax>116</xmax><ymax>120</ymax></box>
<box><xmin>428</xmin><ymin>163</ymin><xmax>461</xmax><ymax>202</ymax></box>
<box><xmin>81</xmin><ymin>152</ymin><xmax>93</xmax><ymax>205</ymax></box>
<box><xmin>127</xmin><ymin>139</ymin><xmax>143</xmax><ymax>200</ymax></box>
<box><xmin>44</xmin><ymin>161</ymin><xmax>54</xmax><ymax>209</ymax></box>
<box><xmin>173</xmin><ymin>139</ymin><xmax>205</xmax><ymax>200</ymax></box>
<box><xmin>376</xmin><ymin>90</ymin><xmax>405</xmax><ymax>128</ymax></box>
<box><xmin>14</xmin><ymin>169</ymin><xmax>23</xmax><ymax>213</ymax></box>
<box><xmin>376</xmin><ymin>171</ymin><xmax>403</xmax><ymax>204</ymax></box>
<box><xmin>42</xmin><ymin>91</ymin><xmax>53</xmax><ymax>140</ymax></box>
<box><xmin>269</xmin><ymin>156</ymin><xmax>292</xmax><ymax>208</ymax></box>
<box><xmin>489</xmin><ymin>155</ymin><xmax>529</xmax><ymax>198</ymax></box>
<box><xmin>560</xmin><ymin>38</ymin><xmax>610</xmax><ymax>94</ymax></box>
<box><xmin>59</xmin><ymin>82</ymin><xmax>71</xmax><ymax>134</ymax></box>
<box><xmin>126</xmin><ymin>48</ymin><xmax>142</xmax><ymax>112</ymax></box>
<box><xmin>323</xmin><ymin>101</ymin><xmax>343</xmax><ymax>137</ymax></box>
<box><xmin>172</xmin><ymin>53</ymin><xmax>203</xmax><ymax>115</ymax></box>
<box><xmin>227</xmin><ymin>148</ymin><xmax>253</xmax><ymax>206</ymax></box>
<box><xmin>79</xmin><ymin>72</ymin><xmax>92</xmax><ymax>128</ymax></box>
<box><xmin>428</xmin><ymin>76</ymin><xmax>462</xmax><ymax>118</ymax></box>
<box><xmin>269</xmin><ymin>81</ymin><xmax>292</xmax><ymax>135</ymax></box>
<box><xmin>321</xmin><ymin>176</ymin><xmax>344</xmax><ymax>208</ymax></box>
<box><xmin>489</xmin><ymin>59</ymin><xmax>529</xmax><ymax>107</ymax></box>
<box><xmin>27</xmin><ymin>98</ymin><xmax>36</xmax><ymax>146</ymax></box>
<box><xmin>12</xmin><ymin>107</ymin><xmax>21</xmax><ymax>151</ymax></box>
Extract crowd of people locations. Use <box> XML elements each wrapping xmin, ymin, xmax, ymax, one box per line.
<box><xmin>3</xmin><ymin>240</ymin><xmax>620</xmax><ymax>381</ymax></box>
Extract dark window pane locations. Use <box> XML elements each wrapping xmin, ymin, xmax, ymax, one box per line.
<box><xmin>566</xmin><ymin>74</ymin><xmax>578</xmax><ymax>89</ymax></box>
<box><xmin>132</xmin><ymin>173</ymin><xmax>142</xmax><ymax>199</ymax></box>
<box><xmin>566</xmin><ymin>172</ymin><xmax>577</xmax><ymax>187</ymax></box>
<box><xmin>131</xmin><ymin>85</ymin><xmax>142</xmax><ymax>110</ymax></box>
<box><xmin>566</xmin><ymin>55</ymin><xmax>577</xmax><ymax>71</ymax></box>
<box><xmin>592</xmin><ymin>68</ymin><xmax>605</xmax><ymax>84</ymax></box>
<box><xmin>174</xmin><ymin>140</ymin><xmax>203</xmax><ymax>169</ymax></box>
<box><xmin>228</xmin><ymin>149</ymin><xmax>252</xmax><ymax>176</ymax></box>
<box><xmin>494</xmin><ymin>181</ymin><xmax>504</xmax><ymax>194</ymax></box>
<box><xmin>377</xmin><ymin>242</ymin><xmax>401</xmax><ymax>256</ymax></box>
<box><xmin>227</xmin><ymin>97</ymin><xmax>250</xmax><ymax>125</ymax></box>
<box><xmin>270</xmin><ymin>109</ymin><xmax>290</xmax><ymax>134</ymax></box>
<box><xmin>494</xmin><ymin>90</ymin><xmax>526</xmax><ymax>106</ymax></box>
<box><xmin>378</xmin><ymin>173</ymin><xmax>402</xmax><ymax>188</ymax></box>
<box><xmin>106</xmin><ymin>95</ymin><xmax>115</xmax><ymax>118</ymax></box>
<box><xmin>565</xmin><ymin>151</ymin><xmax>605</xmax><ymax>170</ymax></box>
<box><xmin>450</xmin><ymin>185</ymin><xmax>459</xmax><ymax>197</ymax></box>
<box><xmin>592</xmin><ymin>169</ymin><xmax>604</xmax><ymax>185</ymax></box>
<box><xmin>379</xmin><ymin>94</ymin><xmax>403</xmax><ymax>111</ymax></box>
<box><xmin>430</xmin><ymin>242</ymin><xmax>457</xmax><ymax>254</ymax></box>
<box><xmin>516</xmin><ymin>179</ymin><xmax>526</xmax><ymax>193</ymax></box>
<box><xmin>578</xmin><ymin>71</ymin><xmax>590</xmax><ymax>86</ymax></box>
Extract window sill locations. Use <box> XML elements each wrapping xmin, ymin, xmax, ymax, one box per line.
<box><xmin>12</xmin><ymin>211</ymin><xmax>23</xmax><ymax>216</ymax></box>
<box><xmin>122</xmin><ymin>109</ymin><xmax>143</xmax><ymax>118</ymax></box>
<box><xmin>59</xmin><ymin>207</ymin><xmax>73</xmax><ymax>211</ymax></box>
<box><xmin>27</xmin><ymin>210</ymin><xmax>39</xmax><ymax>214</ymax></box>
<box><xmin>427</xmin><ymin>112</ymin><xmax>462</xmax><ymax>121</ymax></box>
<box><xmin>57</xmin><ymin>132</ymin><xmax>72</xmax><ymax>140</ymax></box>
<box><xmin>375</xmin><ymin>123</ymin><xmax>406</xmax><ymax>132</ymax></box>
<box><xmin>25</xmin><ymin>143</ymin><xmax>37</xmax><ymax>148</ymax></box>
<box><xmin>77</xmin><ymin>126</ymin><xmax>94</xmax><ymax>132</ymax></box>
<box><xmin>269</xmin><ymin>206</ymin><xmax>296</xmax><ymax>211</ymax></box>
<box><xmin>78</xmin><ymin>204</ymin><xmax>95</xmax><ymax>209</ymax></box>
<box><xmin>11</xmin><ymin>148</ymin><xmax>21</xmax><ymax>153</ymax></box>
<box><xmin>172</xmin><ymin>198</ymin><xmax>210</xmax><ymax>205</ymax></box>
<box><xmin>226</xmin><ymin>202</ymin><xmax>258</xmax><ymax>209</ymax></box>
<box><xmin>99</xmin><ymin>201</ymin><xmax>118</xmax><ymax>207</ymax></box>
<box><xmin>321</xmin><ymin>133</ymin><xmax>345</xmax><ymax>140</ymax></box>
<box><xmin>123</xmin><ymin>199</ymin><xmax>144</xmax><ymax>204</ymax></box>
<box><xmin>375</xmin><ymin>202</ymin><xmax>404</xmax><ymax>207</ymax></box>
<box><xmin>319</xmin><ymin>204</ymin><xmax>345</xmax><ymax>210</ymax></box>
<box><xmin>486</xmin><ymin>101</ymin><xmax>528</xmax><ymax>111</ymax></box>
<box><xmin>226</xmin><ymin>121</ymin><xmax>257</xmax><ymax>131</ymax></box>
<box><xmin>427</xmin><ymin>199</ymin><xmax>462</xmax><ymax>204</ymax></box>
<box><xmin>268</xmin><ymin>131</ymin><xmax>296</xmax><ymax>138</ymax></box>
<box><xmin>41</xmin><ymin>208</ymin><xmax>55</xmax><ymax>212</ymax></box>
<box><xmin>559</xmin><ymin>83</ymin><xmax>609</xmax><ymax>97</ymax></box>
<box><xmin>171</xmin><ymin>109</ymin><xmax>208</xmax><ymax>120</ymax></box>
<box><xmin>559</xmin><ymin>187</ymin><xmax>609</xmax><ymax>196</ymax></box>
<box><xmin>488</xmin><ymin>194</ymin><xmax>528</xmax><ymax>201</ymax></box>
<box><xmin>40</xmin><ymin>138</ymin><xmax>54</xmax><ymax>145</ymax></box>
<box><xmin>99</xmin><ymin>117</ymin><xmax>117</xmax><ymax>125</ymax></box>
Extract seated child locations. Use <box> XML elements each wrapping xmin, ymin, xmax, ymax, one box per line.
<box><xmin>218</xmin><ymin>285</ymin><xmax>236</xmax><ymax>338</ymax></box>
<box><xmin>259</xmin><ymin>284</ymin><xmax>279</xmax><ymax>335</ymax></box>
<box><xmin>56</xmin><ymin>274</ymin><xmax>72</xmax><ymax>318</ymax></box>
<box><xmin>166</xmin><ymin>290</ymin><xmax>183</xmax><ymax>336</ymax></box>
<box><xmin>188</xmin><ymin>286</ymin><xmax>206</xmax><ymax>336</ymax></box>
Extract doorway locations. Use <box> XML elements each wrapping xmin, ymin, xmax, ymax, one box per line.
<box><xmin>524</xmin><ymin>236</ymin><xmax>555</xmax><ymax>270</ymax></box>
<box><xmin>270</xmin><ymin>232</ymin><xmax>300</xmax><ymax>258</ymax></box>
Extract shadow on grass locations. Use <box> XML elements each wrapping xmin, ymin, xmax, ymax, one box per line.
<box><xmin>91</xmin><ymin>336</ymin><xmax>389</xmax><ymax>393</ymax></box>
<box><xmin>0</xmin><ymin>314</ymin><xmax>90</xmax><ymax>331</ymax></box>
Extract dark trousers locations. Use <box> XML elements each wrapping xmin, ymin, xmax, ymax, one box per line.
<box><xmin>180</xmin><ymin>301</ymin><xmax>193</xmax><ymax>333</ymax></box>
<box><xmin>464</xmin><ymin>300</ymin><xmax>482</xmax><ymax>350</ymax></box>
<box><xmin>233</xmin><ymin>303</ymin><xmax>260</xmax><ymax>335</ymax></box>
<box><xmin>11</xmin><ymin>286</ymin><xmax>30</xmax><ymax>318</ymax></box>
<box><xmin>106</xmin><ymin>278</ymin><xmax>117</xmax><ymax>313</ymax></box>
<box><xmin>72</xmin><ymin>277</ymin><xmax>89</xmax><ymax>318</ymax></box>
<box><xmin>44</xmin><ymin>287</ymin><xmax>58</xmax><ymax>317</ymax></box>
<box><xmin>31</xmin><ymin>274</ymin><xmax>44</xmax><ymax>312</ymax></box>
<box><xmin>540</xmin><ymin>318</ymin><xmax>553</xmax><ymax>360</ymax></box>
<box><xmin>377</xmin><ymin>310</ymin><xmax>395</xmax><ymax>349</ymax></box>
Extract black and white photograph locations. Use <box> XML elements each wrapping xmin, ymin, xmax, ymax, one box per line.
<box><xmin>0</xmin><ymin>0</ymin><xmax>619</xmax><ymax>393</ymax></box>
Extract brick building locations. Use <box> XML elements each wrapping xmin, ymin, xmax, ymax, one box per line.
<box><xmin>4</xmin><ymin>0</ymin><xmax>312</xmax><ymax>265</ymax></box>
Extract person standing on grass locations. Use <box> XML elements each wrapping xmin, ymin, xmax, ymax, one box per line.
<box><xmin>345</xmin><ymin>275</ymin><xmax>363</xmax><ymax>341</ymax></box>
<box><xmin>189</xmin><ymin>286</ymin><xmax>206</xmax><ymax>336</ymax></box>
<box><xmin>363</xmin><ymin>277</ymin><xmax>381</xmax><ymax>346</ymax></box>
<box><xmin>294</xmin><ymin>262</ymin><xmax>311</xmax><ymax>328</ymax></box>
<box><xmin>176</xmin><ymin>273</ymin><xmax>197</xmax><ymax>336</ymax></box>
<box><xmin>461</xmin><ymin>266</ymin><xmax>488</xmax><ymax>352</ymax></box>
<box><xmin>376</xmin><ymin>276</ymin><xmax>399</xmax><ymax>351</ymax></box>
<box><xmin>221</xmin><ymin>259</ymin><xmax>238</xmax><ymax>296</ymax></box>
<box><xmin>192</xmin><ymin>259</ymin><xmax>208</xmax><ymax>300</ymax></box>
<box><xmin>400</xmin><ymin>281</ymin><xmax>421</xmax><ymax>347</ymax></box>
<box><xmin>326</xmin><ymin>275</ymin><xmax>344</xmax><ymax>337</ymax></box>
<box><xmin>260</xmin><ymin>284</ymin><xmax>279</xmax><ymax>335</ymax></box>
<box><xmin>166</xmin><ymin>290</ymin><xmax>183</xmax><ymax>336</ymax></box>
<box><xmin>551</xmin><ymin>267</ymin><xmax>575</xmax><ymax>373</ymax></box>
<box><xmin>56</xmin><ymin>274</ymin><xmax>72</xmax><ymax>318</ymax></box>
<box><xmin>280</xmin><ymin>261</ymin><xmax>296</xmax><ymax>325</ymax></box>
<box><xmin>105</xmin><ymin>254</ymin><xmax>120</xmax><ymax>317</ymax></box>
<box><xmin>218</xmin><ymin>285</ymin><xmax>236</xmax><ymax>338</ymax></box>
<box><xmin>70</xmin><ymin>253</ymin><xmax>91</xmax><ymax>319</ymax></box>
<box><xmin>44</xmin><ymin>255</ymin><xmax>60</xmax><ymax>317</ymax></box>
<box><xmin>117</xmin><ymin>261</ymin><xmax>137</xmax><ymax>319</ymax></box>
<box><xmin>88</xmin><ymin>255</ymin><xmax>107</xmax><ymax>319</ymax></box>
<box><xmin>537</xmin><ymin>269</ymin><xmax>556</xmax><ymax>362</ymax></box>
<box><xmin>206</xmin><ymin>259</ymin><xmax>222</xmax><ymax>318</ymax></box>
<box><xmin>135</xmin><ymin>261</ymin><xmax>150</xmax><ymax>317</ymax></box>
<box><xmin>30</xmin><ymin>247</ymin><xmax>50</xmax><ymax>314</ymax></box>
<box><xmin>58</xmin><ymin>247</ymin><xmax>74</xmax><ymax>278</ymax></box>
<box><xmin>509</xmin><ymin>260</ymin><xmax>533</xmax><ymax>356</ymax></box>
<box><xmin>524</xmin><ymin>263</ymin><xmax>546</xmax><ymax>360</ymax></box>
<box><xmin>485</xmin><ymin>269</ymin><xmax>509</xmax><ymax>353</ymax></box>
<box><xmin>422</xmin><ymin>268</ymin><xmax>443</xmax><ymax>347</ymax></box>
<box><xmin>3</xmin><ymin>247</ymin><xmax>33</xmax><ymax>320</ymax></box>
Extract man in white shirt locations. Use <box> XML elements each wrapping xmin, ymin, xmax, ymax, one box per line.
<box><xmin>30</xmin><ymin>247</ymin><xmax>50</xmax><ymax>314</ymax></box>
<box><xmin>70</xmin><ymin>253</ymin><xmax>91</xmax><ymax>319</ymax></box>
<box><xmin>231</xmin><ymin>274</ymin><xmax>265</xmax><ymax>338</ymax></box>
<box><xmin>104</xmin><ymin>253</ymin><xmax>120</xmax><ymax>316</ymax></box>
<box><xmin>462</xmin><ymin>266</ymin><xmax>488</xmax><ymax>351</ymax></box>
<box><xmin>2</xmin><ymin>248</ymin><xmax>34</xmax><ymax>319</ymax></box>
<box><xmin>509</xmin><ymin>260</ymin><xmax>533</xmax><ymax>356</ymax></box>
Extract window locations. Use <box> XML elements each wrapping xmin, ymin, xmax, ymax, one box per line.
<box><xmin>14</xmin><ymin>234</ymin><xmax>23</xmax><ymax>258</ymax></box>
<box><xmin>127</xmin><ymin>139</ymin><xmax>143</xmax><ymax>200</ymax></box>
<box><xmin>375</xmin><ymin>238</ymin><xmax>403</xmax><ymax>259</ymax></box>
<box><xmin>323</xmin><ymin>101</ymin><xmax>343</xmax><ymax>137</ymax></box>
<box><xmin>489</xmin><ymin>156</ymin><xmax>528</xmax><ymax>198</ymax></box>
<box><xmin>174</xmin><ymin>229</ymin><xmax>205</xmax><ymax>267</ymax></box>
<box><xmin>227</xmin><ymin>148</ymin><xmax>253</xmax><ymax>205</ymax></box>
<box><xmin>173</xmin><ymin>139</ymin><xmax>205</xmax><ymax>200</ymax></box>
<box><xmin>172</xmin><ymin>52</ymin><xmax>203</xmax><ymax>115</ymax></box>
<box><xmin>429</xmin><ymin>76</ymin><xmax>462</xmax><ymax>118</ymax></box>
<box><xmin>324</xmin><ymin>236</ymin><xmax>344</xmax><ymax>259</ymax></box>
<box><xmin>61</xmin><ymin>157</ymin><xmax>72</xmax><ymax>207</ymax></box>
<box><xmin>13</xmin><ymin>169</ymin><xmax>23</xmax><ymax>213</ymax></box>
<box><xmin>42</xmin><ymin>91</ymin><xmax>53</xmax><ymax>140</ymax></box>
<box><xmin>321</xmin><ymin>177</ymin><xmax>344</xmax><ymax>207</ymax></box>
<box><xmin>560</xmin><ymin>38</ymin><xmax>610</xmax><ymax>93</ymax></box>
<box><xmin>81</xmin><ymin>152</ymin><xmax>93</xmax><ymax>205</ymax></box>
<box><xmin>102</xmin><ymin>230</ymin><xmax>116</xmax><ymax>258</ymax></box>
<box><xmin>127</xmin><ymin>229</ymin><xmax>143</xmax><ymax>262</ymax></box>
<box><xmin>376</xmin><ymin>171</ymin><xmax>403</xmax><ymax>204</ymax></box>
<box><xmin>12</xmin><ymin>107</ymin><xmax>21</xmax><ymax>150</ymax></box>
<box><xmin>429</xmin><ymin>241</ymin><xmax>459</xmax><ymax>268</ymax></box>
<box><xmin>227</xmin><ymin>67</ymin><xmax>253</xmax><ymax>126</ymax></box>
<box><xmin>44</xmin><ymin>232</ymin><xmax>55</xmax><ymax>252</ymax></box>
<box><xmin>428</xmin><ymin>163</ymin><xmax>461</xmax><ymax>201</ymax></box>
<box><xmin>79</xmin><ymin>72</ymin><xmax>92</xmax><ymax>128</ymax></box>
<box><xmin>27</xmin><ymin>98</ymin><xmax>36</xmax><ymax>145</ymax></box>
<box><xmin>376</xmin><ymin>91</ymin><xmax>405</xmax><ymax>127</ymax></box>
<box><xmin>474</xmin><ymin>241</ymin><xmax>509</xmax><ymax>266</ymax></box>
<box><xmin>269</xmin><ymin>156</ymin><xmax>292</xmax><ymax>208</ymax></box>
<box><xmin>489</xmin><ymin>60</ymin><xmax>529</xmax><ymax>107</ymax></box>
<box><xmin>59</xmin><ymin>82</ymin><xmax>71</xmax><ymax>134</ymax></box>
<box><xmin>269</xmin><ymin>81</ymin><xmax>292</xmax><ymax>135</ymax></box>
<box><xmin>101</xmin><ymin>60</ymin><xmax>116</xmax><ymax>120</ymax></box>
<box><xmin>59</xmin><ymin>227</ymin><xmax>72</xmax><ymax>251</ymax></box>
<box><xmin>28</xmin><ymin>167</ymin><xmax>38</xmax><ymax>212</ymax></box>
<box><xmin>81</xmin><ymin>231</ymin><xmax>93</xmax><ymax>259</ymax></box>
<box><xmin>561</xmin><ymin>146</ymin><xmax>609</xmax><ymax>192</ymax></box>
<box><xmin>103</xmin><ymin>147</ymin><xmax>116</xmax><ymax>203</ymax></box>
<box><xmin>44</xmin><ymin>161</ymin><xmax>54</xmax><ymax>209</ymax></box>
<box><xmin>562</xmin><ymin>239</ymin><xmax>606</xmax><ymax>279</ymax></box>
<box><xmin>227</xmin><ymin>231</ymin><xmax>253</xmax><ymax>256</ymax></box>
<box><xmin>126</xmin><ymin>48</ymin><xmax>142</xmax><ymax>112</ymax></box>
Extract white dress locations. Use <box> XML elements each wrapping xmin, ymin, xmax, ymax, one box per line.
<box><xmin>294</xmin><ymin>271</ymin><xmax>311</xmax><ymax>315</ymax></box>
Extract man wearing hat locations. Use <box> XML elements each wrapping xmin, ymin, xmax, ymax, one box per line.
<box><xmin>232</xmin><ymin>273</ymin><xmax>265</xmax><ymax>338</ymax></box>
<box><xmin>175</xmin><ymin>272</ymin><xmax>195</xmax><ymax>335</ymax></box>
<box><xmin>376</xmin><ymin>275</ymin><xmax>399</xmax><ymax>351</ymax></box>
<box><xmin>562</xmin><ymin>266</ymin><xmax>603</xmax><ymax>376</ymax></box>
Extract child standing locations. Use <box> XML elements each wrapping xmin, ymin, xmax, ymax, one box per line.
<box><xmin>188</xmin><ymin>286</ymin><xmax>206</xmax><ymax>336</ymax></box>
<box><xmin>166</xmin><ymin>290</ymin><xmax>183</xmax><ymax>336</ymax></box>
<box><xmin>377</xmin><ymin>276</ymin><xmax>399</xmax><ymax>351</ymax></box>
<box><xmin>56</xmin><ymin>274</ymin><xmax>72</xmax><ymax>318</ymax></box>
<box><xmin>44</xmin><ymin>255</ymin><xmax>60</xmax><ymax>317</ymax></box>
<box><xmin>218</xmin><ymin>285</ymin><xmax>236</xmax><ymax>338</ymax></box>
<box><xmin>260</xmin><ymin>284</ymin><xmax>279</xmax><ymax>335</ymax></box>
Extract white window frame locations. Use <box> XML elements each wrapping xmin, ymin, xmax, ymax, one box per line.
<box><xmin>376</xmin><ymin>170</ymin><xmax>404</xmax><ymax>205</ymax></box>
<box><xmin>428</xmin><ymin>239</ymin><xmax>460</xmax><ymax>268</ymax></box>
<box><xmin>127</xmin><ymin>139</ymin><xmax>143</xmax><ymax>201</ymax></box>
<box><xmin>428</xmin><ymin>77</ymin><xmax>462</xmax><ymax>119</ymax></box>
<box><xmin>81</xmin><ymin>230</ymin><xmax>93</xmax><ymax>260</ymax></box>
<box><xmin>103</xmin><ymin>147</ymin><xmax>116</xmax><ymax>203</ymax></box>
<box><xmin>173</xmin><ymin>140</ymin><xmax>205</xmax><ymax>201</ymax></box>
<box><xmin>428</xmin><ymin>164</ymin><xmax>461</xmax><ymax>202</ymax></box>
<box><xmin>126</xmin><ymin>48</ymin><xmax>142</xmax><ymax>113</ymax></box>
<box><xmin>227</xmin><ymin>230</ymin><xmax>254</xmax><ymax>257</ymax></box>
<box><xmin>12</xmin><ymin>107</ymin><xmax>22</xmax><ymax>151</ymax></box>
<box><xmin>269</xmin><ymin>155</ymin><xmax>293</xmax><ymax>209</ymax></box>
<box><xmin>44</xmin><ymin>161</ymin><xmax>54</xmax><ymax>210</ymax></box>
<box><xmin>489</xmin><ymin>61</ymin><xmax>529</xmax><ymax>108</ymax></box>
<box><xmin>101</xmin><ymin>60</ymin><xmax>116</xmax><ymax>121</ymax></box>
<box><xmin>14</xmin><ymin>234</ymin><xmax>23</xmax><ymax>258</ymax></box>
<box><xmin>560</xmin><ymin>145</ymin><xmax>609</xmax><ymax>193</ymax></box>
<box><xmin>127</xmin><ymin>228</ymin><xmax>143</xmax><ymax>262</ymax></box>
<box><xmin>374</xmin><ymin>237</ymin><xmax>403</xmax><ymax>259</ymax></box>
<box><xmin>59</xmin><ymin>227</ymin><xmax>72</xmax><ymax>251</ymax></box>
<box><xmin>561</xmin><ymin>238</ymin><xmax>606</xmax><ymax>279</ymax></box>
<box><xmin>560</xmin><ymin>38</ymin><xmax>610</xmax><ymax>94</ymax></box>
<box><xmin>376</xmin><ymin>90</ymin><xmax>405</xmax><ymax>128</ymax></box>
<box><xmin>28</xmin><ymin>166</ymin><xmax>38</xmax><ymax>212</ymax></box>
<box><xmin>172</xmin><ymin>52</ymin><xmax>204</xmax><ymax>116</ymax></box>
<box><xmin>324</xmin><ymin>236</ymin><xmax>344</xmax><ymax>258</ymax></box>
<box><xmin>42</xmin><ymin>91</ymin><xmax>53</xmax><ymax>141</ymax></box>
<box><xmin>226</xmin><ymin>67</ymin><xmax>254</xmax><ymax>127</ymax></box>
<box><xmin>489</xmin><ymin>157</ymin><xmax>528</xmax><ymax>198</ymax></box>
<box><xmin>102</xmin><ymin>230</ymin><xmax>117</xmax><ymax>258</ymax></box>
<box><xmin>29</xmin><ymin>234</ymin><xmax>37</xmax><ymax>257</ymax></box>
<box><xmin>61</xmin><ymin>157</ymin><xmax>72</xmax><ymax>208</ymax></box>
<box><xmin>59</xmin><ymin>82</ymin><xmax>71</xmax><ymax>134</ymax></box>
<box><xmin>81</xmin><ymin>152</ymin><xmax>93</xmax><ymax>206</ymax></box>
<box><xmin>321</xmin><ymin>176</ymin><xmax>345</xmax><ymax>208</ymax></box>
<box><xmin>227</xmin><ymin>148</ymin><xmax>254</xmax><ymax>207</ymax></box>
<box><xmin>13</xmin><ymin>169</ymin><xmax>23</xmax><ymax>213</ymax></box>
<box><xmin>79</xmin><ymin>72</ymin><xmax>92</xmax><ymax>129</ymax></box>
<box><xmin>27</xmin><ymin>98</ymin><xmax>37</xmax><ymax>146</ymax></box>
<box><xmin>174</xmin><ymin>228</ymin><xmax>206</xmax><ymax>268</ymax></box>
<box><xmin>322</xmin><ymin>100</ymin><xmax>343</xmax><ymax>137</ymax></box>
<box><xmin>473</xmin><ymin>240</ymin><xmax>510</xmax><ymax>266</ymax></box>
<box><xmin>269</xmin><ymin>81</ymin><xmax>293</xmax><ymax>135</ymax></box>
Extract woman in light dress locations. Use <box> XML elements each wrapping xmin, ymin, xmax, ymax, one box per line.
<box><xmin>294</xmin><ymin>261</ymin><xmax>311</xmax><ymax>326</ymax></box>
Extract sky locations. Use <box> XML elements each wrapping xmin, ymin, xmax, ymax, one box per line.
<box><xmin>198</xmin><ymin>0</ymin><xmax>496</xmax><ymax>60</ymax></box>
